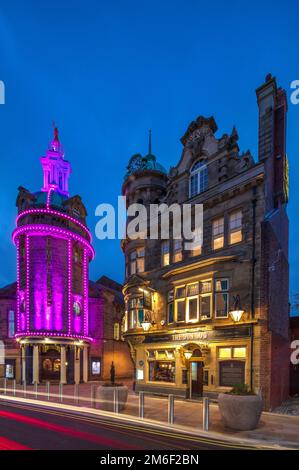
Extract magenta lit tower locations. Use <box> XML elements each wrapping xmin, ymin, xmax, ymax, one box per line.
<box><xmin>12</xmin><ymin>127</ymin><xmax>94</xmax><ymax>384</ymax></box>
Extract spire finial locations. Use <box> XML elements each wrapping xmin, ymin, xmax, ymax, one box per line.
<box><xmin>52</xmin><ymin>120</ymin><xmax>59</xmax><ymax>141</ymax></box>
<box><xmin>148</xmin><ymin>129</ymin><xmax>152</xmax><ymax>155</ymax></box>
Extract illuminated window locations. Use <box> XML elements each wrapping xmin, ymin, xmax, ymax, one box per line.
<box><xmin>186</xmin><ymin>296</ymin><xmax>199</xmax><ymax>322</ymax></box>
<box><xmin>218</xmin><ymin>347</ymin><xmax>232</xmax><ymax>358</ymax></box>
<box><xmin>189</xmin><ymin>160</ymin><xmax>208</xmax><ymax>198</ymax></box>
<box><xmin>161</xmin><ymin>241</ymin><xmax>170</xmax><ymax>267</ymax></box>
<box><xmin>136</xmin><ymin>247</ymin><xmax>145</xmax><ymax>273</ymax></box>
<box><xmin>73</xmin><ymin>301</ymin><xmax>82</xmax><ymax>316</ymax></box>
<box><xmin>8</xmin><ymin>310</ymin><xmax>15</xmax><ymax>338</ymax></box>
<box><xmin>128</xmin><ymin>297</ymin><xmax>144</xmax><ymax>328</ymax></box>
<box><xmin>176</xmin><ymin>299</ymin><xmax>185</xmax><ymax>322</ymax></box>
<box><xmin>130</xmin><ymin>251</ymin><xmax>136</xmax><ymax>275</ymax></box>
<box><xmin>212</xmin><ymin>217</ymin><xmax>224</xmax><ymax>250</ymax></box>
<box><xmin>192</xmin><ymin>238</ymin><xmax>202</xmax><ymax>257</ymax></box>
<box><xmin>130</xmin><ymin>248</ymin><xmax>145</xmax><ymax>274</ymax></box>
<box><xmin>149</xmin><ymin>361</ymin><xmax>175</xmax><ymax>383</ymax></box>
<box><xmin>113</xmin><ymin>322</ymin><xmax>120</xmax><ymax>341</ymax></box>
<box><xmin>215</xmin><ymin>278</ymin><xmax>229</xmax><ymax>318</ymax></box>
<box><xmin>173</xmin><ymin>239</ymin><xmax>182</xmax><ymax>263</ymax></box>
<box><xmin>186</xmin><ymin>283</ymin><xmax>199</xmax><ymax>296</ymax></box>
<box><xmin>229</xmin><ymin>210</ymin><xmax>242</xmax><ymax>244</ymax></box>
<box><xmin>233</xmin><ymin>347</ymin><xmax>246</xmax><ymax>358</ymax></box>
<box><xmin>200</xmin><ymin>294</ymin><xmax>212</xmax><ymax>319</ymax></box>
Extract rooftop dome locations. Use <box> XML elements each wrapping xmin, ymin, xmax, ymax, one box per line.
<box><xmin>124</xmin><ymin>152</ymin><xmax>167</xmax><ymax>180</ymax></box>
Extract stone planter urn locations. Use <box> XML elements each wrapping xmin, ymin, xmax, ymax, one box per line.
<box><xmin>97</xmin><ymin>384</ymin><xmax>128</xmax><ymax>412</ymax></box>
<box><xmin>218</xmin><ymin>392</ymin><xmax>262</xmax><ymax>431</ymax></box>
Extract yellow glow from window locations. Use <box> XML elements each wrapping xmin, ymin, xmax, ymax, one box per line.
<box><xmin>213</xmin><ymin>236</ymin><xmax>224</xmax><ymax>250</ymax></box>
<box><xmin>233</xmin><ymin>347</ymin><xmax>246</xmax><ymax>358</ymax></box>
<box><xmin>218</xmin><ymin>347</ymin><xmax>232</xmax><ymax>358</ymax></box>
<box><xmin>230</xmin><ymin>229</ymin><xmax>242</xmax><ymax>244</ymax></box>
<box><xmin>163</xmin><ymin>253</ymin><xmax>170</xmax><ymax>266</ymax></box>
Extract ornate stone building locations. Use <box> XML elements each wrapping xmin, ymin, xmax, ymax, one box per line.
<box><xmin>122</xmin><ymin>75</ymin><xmax>290</xmax><ymax>410</ymax></box>
<box><xmin>0</xmin><ymin>129</ymin><xmax>133</xmax><ymax>384</ymax></box>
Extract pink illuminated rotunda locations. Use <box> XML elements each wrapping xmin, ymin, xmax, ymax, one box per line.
<box><xmin>13</xmin><ymin>128</ymin><xmax>94</xmax><ymax>384</ymax></box>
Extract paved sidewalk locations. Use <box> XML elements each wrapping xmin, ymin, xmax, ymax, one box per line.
<box><xmin>1</xmin><ymin>380</ymin><xmax>299</xmax><ymax>448</ymax></box>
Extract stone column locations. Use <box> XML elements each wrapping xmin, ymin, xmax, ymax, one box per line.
<box><xmin>60</xmin><ymin>346</ymin><xmax>67</xmax><ymax>384</ymax></box>
<box><xmin>83</xmin><ymin>346</ymin><xmax>88</xmax><ymax>383</ymax></box>
<box><xmin>32</xmin><ymin>345</ymin><xmax>39</xmax><ymax>384</ymax></box>
<box><xmin>74</xmin><ymin>347</ymin><xmax>80</xmax><ymax>384</ymax></box>
<box><xmin>22</xmin><ymin>345</ymin><xmax>26</xmax><ymax>384</ymax></box>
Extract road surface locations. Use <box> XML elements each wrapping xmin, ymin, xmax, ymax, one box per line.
<box><xmin>0</xmin><ymin>400</ymin><xmax>260</xmax><ymax>450</ymax></box>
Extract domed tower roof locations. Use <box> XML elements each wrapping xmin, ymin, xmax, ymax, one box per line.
<box><xmin>123</xmin><ymin>130</ymin><xmax>167</xmax><ymax>181</ymax></box>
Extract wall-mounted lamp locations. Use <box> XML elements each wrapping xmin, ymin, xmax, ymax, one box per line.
<box><xmin>183</xmin><ymin>350</ymin><xmax>193</xmax><ymax>361</ymax></box>
<box><xmin>229</xmin><ymin>295</ymin><xmax>245</xmax><ymax>322</ymax></box>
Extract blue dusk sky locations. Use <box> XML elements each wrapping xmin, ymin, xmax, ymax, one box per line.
<box><xmin>0</xmin><ymin>1</ymin><xmax>298</xmax><ymax>311</ymax></box>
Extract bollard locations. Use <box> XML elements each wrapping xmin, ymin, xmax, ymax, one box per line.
<box><xmin>113</xmin><ymin>387</ymin><xmax>119</xmax><ymax>414</ymax></box>
<box><xmin>74</xmin><ymin>383</ymin><xmax>79</xmax><ymax>406</ymax></box>
<box><xmin>59</xmin><ymin>382</ymin><xmax>63</xmax><ymax>403</ymax></box>
<box><xmin>3</xmin><ymin>378</ymin><xmax>7</xmax><ymax>395</ymax></box>
<box><xmin>139</xmin><ymin>391</ymin><xmax>145</xmax><ymax>419</ymax></box>
<box><xmin>34</xmin><ymin>382</ymin><xmax>38</xmax><ymax>399</ymax></box>
<box><xmin>13</xmin><ymin>379</ymin><xmax>16</xmax><ymax>397</ymax></box>
<box><xmin>168</xmin><ymin>394</ymin><xmax>174</xmax><ymax>425</ymax></box>
<box><xmin>203</xmin><ymin>397</ymin><xmax>210</xmax><ymax>431</ymax></box>
<box><xmin>23</xmin><ymin>381</ymin><xmax>26</xmax><ymax>398</ymax></box>
<box><xmin>46</xmin><ymin>381</ymin><xmax>50</xmax><ymax>401</ymax></box>
<box><xmin>91</xmin><ymin>384</ymin><xmax>96</xmax><ymax>408</ymax></box>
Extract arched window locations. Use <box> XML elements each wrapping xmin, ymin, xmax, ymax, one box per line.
<box><xmin>189</xmin><ymin>160</ymin><xmax>208</xmax><ymax>197</ymax></box>
<box><xmin>73</xmin><ymin>301</ymin><xmax>82</xmax><ymax>316</ymax></box>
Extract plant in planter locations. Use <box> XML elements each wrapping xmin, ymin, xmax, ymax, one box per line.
<box><xmin>97</xmin><ymin>362</ymin><xmax>128</xmax><ymax>412</ymax></box>
<box><xmin>218</xmin><ymin>384</ymin><xmax>262</xmax><ymax>431</ymax></box>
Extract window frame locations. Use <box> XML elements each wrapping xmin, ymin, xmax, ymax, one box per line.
<box><xmin>212</xmin><ymin>216</ymin><xmax>225</xmax><ymax>250</ymax></box>
<box><xmin>161</xmin><ymin>240</ymin><xmax>170</xmax><ymax>267</ymax></box>
<box><xmin>215</xmin><ymin>278</ymin><xmax>229</xmax><ymax>318</ymax></box>
<box><xmin>229</xmin><ymin>209</ymin><xmax>243</xmax><ymax>245</ymax></box>
<box><xmin>189</xmin><ymin>160</ymin><xmax>208</xmax><ymax>198</ymax></box>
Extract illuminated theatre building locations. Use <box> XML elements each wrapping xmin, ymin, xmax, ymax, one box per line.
<box><xmin>0</xmin><ymin>128</ymin><xmax>133</xmax><ymax>384</ymax></box>
<box><xmin>122</xmin><ymin>75</ymin><xmax>290</xmax><ymax>410</ymax></box>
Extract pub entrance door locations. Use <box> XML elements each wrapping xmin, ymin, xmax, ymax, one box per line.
<box><xmin>190</xmin><ymin>361</ymin><xmax>203</xmax><ymax>398</ymax></box>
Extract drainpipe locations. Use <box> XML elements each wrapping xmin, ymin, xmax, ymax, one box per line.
<box><xmin>250</xmin><ymin>187</ymin><xmax>257</xmax><ymax>390</ymax></box>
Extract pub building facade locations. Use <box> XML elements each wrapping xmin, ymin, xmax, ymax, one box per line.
<box><xmin>122</xmin><ymin>74</ymin><xmax>290</xmax><ymax>410</ymax></box>
<box><xmin>0</xmin><ymin>129</ymin><xmax>133</xmax><ymax>384</ymax></box>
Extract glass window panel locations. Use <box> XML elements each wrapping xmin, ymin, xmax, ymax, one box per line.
<box><xmin>167</xmin><ymin>302</ymin><xmax>174</xmax><ymax>323</ymax></box>
<box><xmin>168</xmin><ymin>290</ymin><xmax>174</xmax><ymax>302</ymax></box>
<box><xmin>218</xmin><ymin>347</ymin><xmax>232</xmax><ymax>358</ymax></box>
<box><xmin>175</xmin><ymin>286</ymin><xmax>186</xmax><ymax>298</ymax></box>
<box><xmin>186</xmin><ymin>283</ymin><xmax>199</xmax><ymax>296</ymax></box>
<box><xmin>233</xmin><ymin>347</ymin><xmax>246</xmax><ymax>358</ymax></box>
<box><xmin>149</xmin><ymin>361</ymin><xmax>175</xmax><ymax>383</ymax></box>
<box><xmin>187</xmin><ymin>297</ymin><xmax>198</xmax><ymax>321</ymax></box>
<box><xmin>215</xmin><ymin>292</ymin><xmax>229</xmax><ymax>318</ymax></box>
<box><xmin>200</xmin><ymin>294</ymin><xmax>211</xmax><ymax>318</ymax></box>
<box><xmin>136</xmin><ymin>257</ymin><xmax>144</xmax><ymax>273</ymax></box>
<box><xmin>200</xmin><ymin>280</ymin><xmax>212</xmax><ymax>293</ymax></box>
<box><xmin>216</xmin><ymin>279</ymin><xmax>229</xmax><ymax>291</ymax></box>
<box><xmin>176</xmin><ymin>300</ymin><xmax>185</xmax><ymax>322</ymax></box>
<box><xmin>213</xmin><ymin>236</ymin><xmax>224</xmax><ymax>250</ymax></box>
<box><xmin>137</xmin><ymin>309</ymin><xmax>144</xmax><ymax>326</ymax></box>
<box><xmin>173</xmin><ymin>251</ymin><xmax>182</xmax><ymax>263</ymax></box>
<box><xmin>230</xmin><ymin>229</ymin><xmax>242</xmax><ymax>245</ymax></box>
